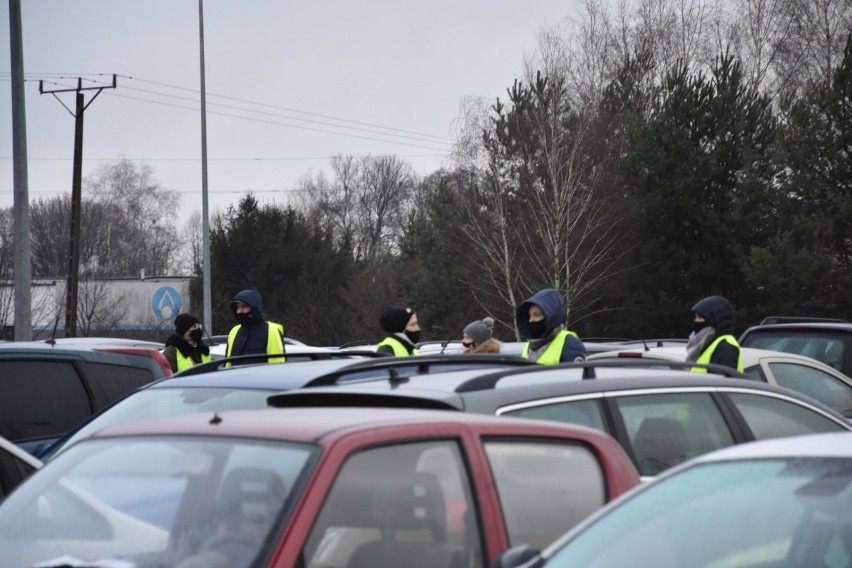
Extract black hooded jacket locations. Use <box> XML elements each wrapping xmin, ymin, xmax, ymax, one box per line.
<box><xmin>227</xmin><ymin>289</ymin><xmax>278</xmax><ymax>362</ymax></box>
<box><xmin>691</xmin><ymin>295</ymin><xmax>739</xmax><ymax>368</ymax></box>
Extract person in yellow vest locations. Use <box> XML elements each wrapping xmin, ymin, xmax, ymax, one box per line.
<box><xmin>688</xmin><ymin>295</ymin><xmax>743</xmax><ymax>373</ymax></box>
<box><xmin>516</xmin><ymin>288</ymin><xmax>585</xmax><ymax>365</ymax></box>
<box><xmin>225</xmin><ymin>289</ymin><xmax>285</xmax><ymax>366</ymax></box>
<box><xmin>376</xmin><ymin>306</ymin><xmax>420</xmax><ymax>356</ymax></box>
<box><xmin>163</xmin><ymin>313</ymin><xmax>211</xmax><ymax>373</ymax></box>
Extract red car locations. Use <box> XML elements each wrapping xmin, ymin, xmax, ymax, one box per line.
<box><xmin>0</xmin><ymin>407</ymin><xmax>639</xmax><ymax>568</ymax></box>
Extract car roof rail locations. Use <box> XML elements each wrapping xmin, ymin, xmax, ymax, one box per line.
<box><xmin>454</xmin><ymin>359</ymin><xmax>750</xmax><ymax>393</ymax></box>
<box><xmin>303</xmin><ymin>353</ymin><xmax>535</xmax><ymax>387</ymax></box>
<box><xmin>172</xmin><ymin>349</ymin><xmax>388</xmax><ymax>377</ymax></box>
<box><xmin>757</xmin><ymin>316</ymin><xmax>849</xmax><ymax>325</ymax></box>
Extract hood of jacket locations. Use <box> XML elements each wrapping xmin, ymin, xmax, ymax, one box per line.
<box><xmin>516</xmin><ymin>288</ymin><xmax>565</xmax><ymax>339</ymax></box>
<box><xmin>230</xmin><ymin>289</ymin><xmax>265</xmax><ymax>320</ymax></box>
<box><xmin>691</xmin><ymin>295</ymin><xmax>735</xmax><ymax>336</ymax></box>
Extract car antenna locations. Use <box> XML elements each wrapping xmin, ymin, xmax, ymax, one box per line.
<box><xmin>210</xmin><ymin>413</ymin><xmax>223</xmax><ymax>425</ymax></box>
<box><xmin>642</xmin><ymin>338</ymin><xmax>649</xmax><ymax>351</ymax></box>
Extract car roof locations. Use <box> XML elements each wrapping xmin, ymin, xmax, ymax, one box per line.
<box><xmin>741</xmin><ymin>321</ymin><xmax>852</xmax><ymax>334</ymax></box>
<box><xmin>268</xmin><ymin>360</ymin><xmax>831</xmax><ymax>412</ymax></box>
<box><xmin>690</xmin><ymin>431</ymin><xmax>852</xmax><ymax>462</ymax></box>
<box><xmin>88</xmin><ymin>406</ymin><xmax>622</xmax><ymax>446</ymax></box>
<box><xmin>590</xmin><ymin>345</ymin><xmax>843</xmax><ymax>368</ymax></box>
<box><xmin>154</xmin><ymin>358</ymin><xmax>369</xmax><ymax>390</ymax></box>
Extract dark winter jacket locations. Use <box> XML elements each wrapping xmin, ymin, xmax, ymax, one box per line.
<box><xmin>163</xmin><ymin>334</ymin><xmax>211</xmax><ymax>373</ymax></box>
<box><xmin>691</xmin><ymin>295</ymin><xmax>740</xmax><ymax>369</ymax></box>
<box><xmin>516</xmin><ymin>288</ymin><xmax>585</xmax><ymax>363</ymax></box>
<box><xmin>227</xmin><ymin>289</ymin><xmax>284</xmax><ymax>364</ymax></box>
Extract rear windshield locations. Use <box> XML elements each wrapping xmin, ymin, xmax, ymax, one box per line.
<box><xmin>741</xmin><ymin>331</ymin><xmax>847</xmax><ymax>371</ymax></box>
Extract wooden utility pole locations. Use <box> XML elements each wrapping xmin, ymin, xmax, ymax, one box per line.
<box><xmin>40</xmin><ymin>75</ymin><xmax>116</xmax><ymax>337</ymax></box>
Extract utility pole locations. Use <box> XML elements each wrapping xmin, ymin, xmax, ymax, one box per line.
<box><xmin>9</xmin><ymin>0</ymin><xmax>32</xmax><ymax>341</ymax></box>
<box><xmin>199</xmin><ymin>0</ymin><xmax>212</xmax><ymax>335</ymax></box>
<box><xmin>40</xmin><ymin>75</ymin><xmax>116</xmax><ymax>337</ymax></box>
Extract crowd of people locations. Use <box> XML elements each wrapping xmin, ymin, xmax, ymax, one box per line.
<box><xmin>165</xmin><ymin>287</ymin><xmax>743</xmax><ymax>374</ymax></box>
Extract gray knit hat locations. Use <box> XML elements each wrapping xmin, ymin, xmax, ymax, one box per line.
<box><xmin>464</xmin><ymin>317</ymin><xmax>494</xmax><ymax>345</ymax></box>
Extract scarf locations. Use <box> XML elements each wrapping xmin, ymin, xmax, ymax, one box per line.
<box><xmin>686</xmin><ymin>326</ymin><xmax>715</xmax><ymax>361</ymax></box>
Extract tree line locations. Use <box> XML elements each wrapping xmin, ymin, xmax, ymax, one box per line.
<box><xmin>2</xmin><ymin>0</ymin><xmax>850</xmax><ymax>344</ymax></box>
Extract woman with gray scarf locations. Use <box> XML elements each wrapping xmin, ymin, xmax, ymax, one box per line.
<box><xmin>687</xmin><ymin>295</ymin><xmax>743</xmax><ymax>373</ymax></box>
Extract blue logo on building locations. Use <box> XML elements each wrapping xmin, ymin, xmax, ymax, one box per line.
<box><xmin>152</xmin><ymin>286</ymin><xmax>182</xmax><ymax>321</ymax></box>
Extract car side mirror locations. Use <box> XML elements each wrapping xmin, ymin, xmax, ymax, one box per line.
<box><xmin>492</xmin><ymin>544</ymin><xmax>542</xmax><ymax>568</ymax></box>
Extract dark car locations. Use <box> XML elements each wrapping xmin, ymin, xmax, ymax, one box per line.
<box><xmin>0</xmin><ymin>341</ymin><xmax>172</xmax><ymax>452</ymax></box>
<box><xmin>0</xmin><ymin>407</ymin><xmax>641</xmax><ymax>568</ymax></box>
<box><xmin>38</xmin><ymin>352</ymin><xmax>536</xmax><ymax>461</ymax></box>
<box><xmin>739</xmin><ymin>317</ymin><xmax>852</xmax><ymax>376</ymax></box>
<box><xmin>268</xmin><ymin>360</ymin><xmax>852</xmax><ymax>478</ymax></box>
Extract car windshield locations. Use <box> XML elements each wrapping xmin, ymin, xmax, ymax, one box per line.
<box><xmin>0</xmin><ymin>435</ymin><xmax>316</xmax><ymax>568</ymax></box>
<box><xmin>42</xmin><ymin>387</ymin><xmax>273</xmax><ymax>461</ymax></box>
<box><xmin>545</xmin><ymin>456</ymin><xmax>852</xmax><ymax>568</ymax></box>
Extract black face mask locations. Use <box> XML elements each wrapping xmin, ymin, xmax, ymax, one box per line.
<box><xmin>236</xmin><ymin>312</ymin><xmax>254</xmax><ymax>326</ymax></box>
<box><xmin>693</xmin><ymin>320</ymin><xmax>711</xmax><ymax>334</ymax></box>
<box><xmin>404</xmin><ymin>330</ymin><xmax>421</xmax><ymax>344</ymax></box>
<box><xmin>462</xmin><ymin>341</ymin><xmax>474</xmax><ymax>349</ymax></box>
<box><xmin>527</xmin><ymin>320</ymin><xmax>547</xmax><ymax>339</ymax></box>
<box><xmin>189</xmin><ymin>328</ymin><xmax>203</xmax><ymax>342</ymax></box>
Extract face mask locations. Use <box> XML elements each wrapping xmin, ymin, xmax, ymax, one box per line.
<box><xmin>404</xmin><ymin>330</ymin><xmax>421</xmax><ymax>344</ymax></box>
<box><xmin>189</xmin><ymin>328</ymin><xmax>203</xmax><ymax>342</ymax></box>
<box><xmin>462</xmin><ymin>341</ymin><xmax>474</xmax><ymax>349</ymax></box>
<box><xmin>693</xmin><ymin>320</ymin><xmax>711</xmax><ymax>334</ymax></box>
<box><xmin>527</xmin><ymin>320</ymin><xmax>547</xmax><ymax>339</ymax></box>
<box><xmin>236</xmin><ymin>312</ymin><xmax>254</xmax><ymax>326</ymax></box>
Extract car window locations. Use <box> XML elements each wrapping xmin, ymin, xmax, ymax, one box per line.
<box><xmin>743</xmin><ymin>333</ymin><xmax>847</xmax><ymax>371</ymax></box>
<box><xmin>728</xmin><ymin>392</ymin><xmax>848</xmax><ymax>440</ymax></box>
<box><xmin>81</xmin><ymin>361</ymin><xmax>155</xmax><ymax>405</ymax></box>
<box><xmin>0</xmin><ymin>436</ymin><xmax>315</xmax><ymax>568</ymax></box>
<box><xmin>0</xmin><ymin>361</ymin><xmax>92</xmax><ymax>442</ymax></box>
<box><xmin>303</xmin><ymin>440</ymin><xmax>484</xmax><ymax>568</ymax></box>
<box><xmin>766</xmin><ymin>362</ymin><xmax>852</xmax><ymax>418</ymax></box>
<box><xmin>612</xmin><ymin>392</ymin><xmax>735</xmax><ymax>476</ymax></box>
<box><xmin>484</xmin><ymin>440</ymin><xmax>605</xmax><ymax>550</ymax></box>
<box><xmin>545</xmin><ymin>457</ymin><xmax>852</xmax><ymax>568</ymax></box>
<box><xmin>0</xmin><ymin>445</ymin><xmax>37</xmax><ymax>499</ymax></box>
<box><xmin>500</xmin><ymin>398</ymin><xmax>606</xmax><ymax>432</ymax></box>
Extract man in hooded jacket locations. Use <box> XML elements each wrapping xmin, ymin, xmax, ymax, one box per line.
<box><xmin>225</xmin><ymin>289</ymin><xmax>285</xmax><ymax>366</ymax></box>
<box><xmin>516</xmin><ymin>288</ymin><xmax>585</xmax><ymax>364</ymax></box>
<box><xmin>688</xmin><ymin>295</ymin><xmax>743</xmax><ymax>372</ymax></box>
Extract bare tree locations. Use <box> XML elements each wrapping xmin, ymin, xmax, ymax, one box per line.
<box><xmin>75</xmin><ymin>278</ymin><xmax>129</xmax><ymax>337</ymax></box>
<box><xmin>296</xmin><ymin>154</ymin><xmax>415</xmax><ymax>264</ymax></box>
<box><xmin>174</xmin><ymin>211</ymin><xmax>202</xmax><ymax>276</ymax></box>
<box><xmin>0</xmin><ymin>209</ymin><xmax>13</xmax><ymax>333</ymax></box>
<box><xmin>86</xmin><ymin>158</ymin><xmax>181</xmax><ymax>276</ymax></box>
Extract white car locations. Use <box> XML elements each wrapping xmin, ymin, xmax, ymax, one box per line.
<box><xmin>207</xmin><ymin>336</ymin><xmax>328</xmax><ymax>359</ymax></box>
<box><xmin>589</xmin><ymin>346</ymin><xmax>852</xmax><ymax>418</ymax></box>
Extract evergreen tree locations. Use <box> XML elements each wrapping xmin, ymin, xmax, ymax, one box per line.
<box><xmin>624</xmin><ymin>53</ymin><xmax>776</xmax><ymax>335</ymax></box>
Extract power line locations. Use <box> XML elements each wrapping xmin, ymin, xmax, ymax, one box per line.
<box><xmin>1</xmin><ymin>72</ymin><xmax>456</xmax><ymax>143</ymax></box>
<box><xmin>0</xmin><ymin>154</ymin><xmax>447</xmax><ymax>162</ymax></box>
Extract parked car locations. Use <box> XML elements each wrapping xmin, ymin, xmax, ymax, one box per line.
<box><xmin>206</xmin><ymin>335</ymin><xmax>315</xmax><ymax>359</ymax></box>
<box><xmin>0</xmin><ymin>341</ymin><xmax>172</xmax><ymax>453</ymax></box>
<box><xmin>739</xmin><ymin>317</ymin><xmax>852</xmax><ymax>376</ymax></box>
<box><xmin>494</xmin><ymin>431</ymin><xmax>852</xmax><ymax>568</ymax></box>
<box><xmin>588</xmin><ymin>346</ymin><xmax>852</xmax><ymax>417</ymax></box>
<box><xmin>269</xmin><ymin>360</ymin><xmax>852</xmax><ymax>478</ymax></box>
<box><xmin>0</xmin><ymin>407</ymin><xmax>641</xmax><ymax>568</ymax></box>
<box><xmin>38</xmin><ymin>352</ymin><xmax>535</xmax><ymax>461</ymax></box>
<box><xmin>0</xmin><ymin>434</ymin><xmax>40</xmax><ymax>499</ymax></box>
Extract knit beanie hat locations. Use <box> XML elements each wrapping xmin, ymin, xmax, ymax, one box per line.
<box><xmin>174</xmin><ymin>313</ymin><xmax>200</xmax><ymax>337</ymax></box>
<box><xmin>464</xmin><ymin>317</ymin><xmax>494</xmax><ymax>345</ymax></box>
<box><xmin>379</xmin><ymin>306</ymin><xmax>414</xmax><ymax>333</ymax></box>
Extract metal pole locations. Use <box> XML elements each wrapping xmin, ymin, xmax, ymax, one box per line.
<box><xmin>199</xmin><ymin>0</ymin><xmax>212</xmax><ymax>334</ymax></box>
<box><xmin>64</xmin><ymin>89</ymin><xmax>84</xmax><ymax>337</ymax></box>
<box><xmin>9</xmin><ymin>0</ymin><xmax>32</xmax><ymax>341</ymax></box>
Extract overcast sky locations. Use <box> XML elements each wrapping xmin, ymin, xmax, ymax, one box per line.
<box><xmin>1</xmin><ymin>1</ymin><xmax>572</xmax><ymax>222</ymax></box>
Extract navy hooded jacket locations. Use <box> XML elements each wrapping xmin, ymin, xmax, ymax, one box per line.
<box><xmin>228</xmin><ymin>289</ymin><xmax>275</xmax><ymax>361</ymax></box>
<box><xmin>516</xmin><ymin>288</ymin><xmax>585</xmax><ymax>363</ymax></box>
<box><xmin>691</xmin><ymin>295</ymin><xmax>740</xmax><ymax>369</ymax></box>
